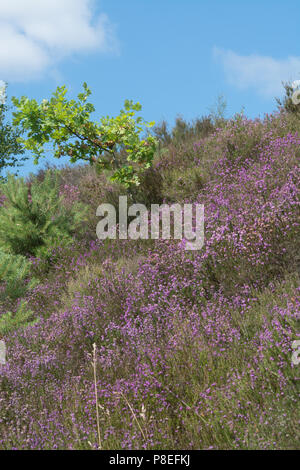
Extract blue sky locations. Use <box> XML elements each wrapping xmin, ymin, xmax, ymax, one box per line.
<box><xmin>1</xmin><ymin>0</ymin><xmax>299</xmax><ymax>177</ymax></box>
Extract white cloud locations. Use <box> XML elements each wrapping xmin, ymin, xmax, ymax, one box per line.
<box><xmin>213</xmin><ymin>47</ymin><xmax>300</xmax><ymax>98</ymax></box>
<box><xmin>0</xmin><ymin>0</ymin><xmax>118</xmax><ymax>82</ymax></box>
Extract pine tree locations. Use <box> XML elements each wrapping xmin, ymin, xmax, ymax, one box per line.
<box><xmin>0</xmin><ymin>250</ymin><xmax>34</xmax><ymax>300</ymax></box>
<box><xmin>0</xmin><ymin>301</ymin><xmax>37</xmax><ymax>337</ymax></box>
<box><xmin>0</xmin><ymin>170</ymin><xmax>88</xmax><ymax>259</ymax></box>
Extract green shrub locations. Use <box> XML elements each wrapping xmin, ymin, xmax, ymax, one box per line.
<box><xmin>0</xmin><ymin>301</ymin><xmax>37</xmax><ymax>337</ymax></box>
<box><xmin>161</xmin><ymin>166</ymin><xmax>205</xmax><ymax>203</ymax></box>
<box><xmin>133</xmin><ymin>166</ymin><xmax>164</xmax><ymax>206</ymax></box>
<box><xmin>0</xmin><ymin>250</ymin><xmax>35</xmax><ymax>300</ymax></box>
<box><xmin>0</xmin><ymin>170</ymin><xmax>88</xmax><ymax>259</ymax></box>
<box><xmin>152</xmin><ymin>115</ymin><xmax>215</xmax><ymax>148</ymax></box>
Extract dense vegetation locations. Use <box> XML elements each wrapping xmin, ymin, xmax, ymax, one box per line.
<box><xmin>0</xmin><ymin>87</ymin><xmax>299</xmax><ymax>449</ymax></box>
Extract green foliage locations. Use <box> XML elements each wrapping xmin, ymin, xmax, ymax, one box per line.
<box><xmin>276</xmin><ymin>81</ymin><xmax>300</xmax><ymax>116</ymax></box>
<box><xmin>11</xmin><ymin>83</ymin><xmax>157</xmax><ymax>188</ymax></box>
<box><xmin>0</xmin><ymin>250</ymin><xmax>30</xmax><ymax>280</ymax></box>
<box><xmin>0</xmin><ymin>250</ymin><xmax>35</xmax><ymax>300</ymax></box>
<box><xmin>73</xmin><ymin>167</ymin><xmax>132</xmax><ymax>239</ymax></box>
<box><xmin>0</xmin><ymin>82</ymin><xmax>27</xmax><ymax>180</ymax></box>
<box><xmin>133</xmin><ymin>166</ymin><xmax>164</xmax><ymax>206</ymax></box>
<box><xmin>161</xmin><ymin>166</ymin><xmax>205</xmax><ymax>202</ymax></box>
<box><xmin>0</xmin><ymin>301</ymin><xmax>37</xmax><ymax>336</ymax></box>
<box><xmin>152</xmin><ymin>115</ymin><xmax>215</xmax><ymax>147</ymax></box>
<box><xmin>0</xmin><ymin>171</ymin><xmax>88</xmax><ymax>259</ymax></box>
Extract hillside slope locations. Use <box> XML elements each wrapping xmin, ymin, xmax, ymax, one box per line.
<box><xmin>0</xmin><ymin>110</ymin><xmax>299</xmax><ymax>450</ymax></box>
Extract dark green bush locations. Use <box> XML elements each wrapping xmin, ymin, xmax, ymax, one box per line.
<box><xmin>0</xmin><ymin>170</ymin><xmax>88</xmax><ymax>258</ymax></box>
